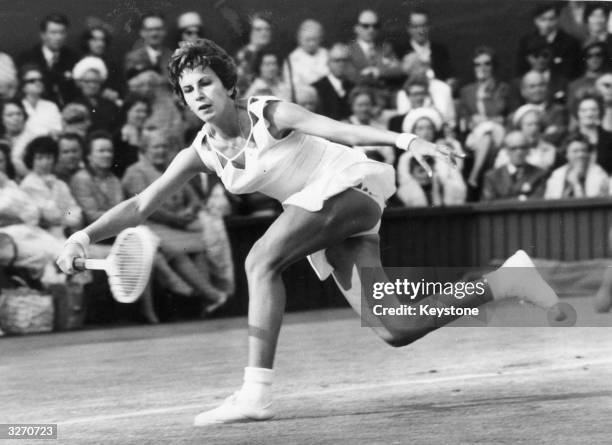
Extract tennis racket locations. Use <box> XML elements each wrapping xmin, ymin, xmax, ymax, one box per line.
<box><xmin>73</xmin><ymin>226</ymin><xmax>159</xmax><ymax>304</ymax></box>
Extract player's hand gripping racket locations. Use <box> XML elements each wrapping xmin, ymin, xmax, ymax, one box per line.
<box><xmin>73</xmin><ymin>227</ymin><xmax>158</xmax><ymax>303</ymax></box>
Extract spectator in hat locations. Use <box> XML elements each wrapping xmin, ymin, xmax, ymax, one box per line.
<box><xmin>494</xmin><ymin>104</ymin><xmax>559</xmax><ymax>173</ymax></box>
<box><xmin>79</xmin><ymin>19</ymin><xmax>122</xmax><ymax>101</ymax></box>
<box><xmin>567</xmin><ymin>41</ymin><xmax>609</xmax><ymax>115</ymax></box>
<box><xmin>395</xmin><ymin>108</ymin><xmax>466</xmax><ymax>207</ymax></box>
<box><xmin>71</xmin><ymin>56</ymin><xmax>121</xmax><ymax>133</ymax></box>
<box><xmin>20</xmin><ymin>64</ymin><xmax>63</xmax><ymax>137</ymax></box>
<box><xmin>395</xmin><ymin>52</ymin><xmax>455</xmax><ymax>128</ymax></box>
<box><xmin>516</xmin><ymin>2</ymin><xmax>581</xmax><ymax>80</ymax></box>
<box><xmin>124</xmin><ymin>13</ymin><xmax>172</xmax><ymax>79</ymax></box>
<box><xmin>61</xmin><ymin>103</ymin><xmax>92</xmax><ymax>137</ymax></box>
<box><xmin>312</xmin><ymin>43</ymin><xmax>354</xmax><ymax>120</ymax></box>
<box><xmin>17</xmin><ymin>13</ymin><xmax>79</xmax><ymax>107</ymax></box>
<box><xmin>283</xmin><ymin>20</ymin><xmax>329</xmax><ymax>98</ymax></box>
<box><xmin>177</xmin><ymin>12</ymin><xmax>204</xmax><ymax>44</ymax></box>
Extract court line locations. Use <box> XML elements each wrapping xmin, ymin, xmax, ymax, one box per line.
<box><xmin>55</xmin><ymin>356</ymin><xmax>612</xmax><ymax>426</ymax></box>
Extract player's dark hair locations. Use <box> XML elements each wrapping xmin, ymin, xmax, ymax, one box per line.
<box><xmin>168</xmin><ymin>38</ymin><xmax>237</xmax><ymax>105</ymax></box>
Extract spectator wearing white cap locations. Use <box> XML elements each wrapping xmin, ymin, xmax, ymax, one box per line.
<box><xmin>283</xmin><ymin>20</ymin><xmax>329</xmax><ymax>99</ymax></box>
<box><xmin>79</xmin><ymin>19</ymin><xmax>123</xmax><ymax>103</ymax></box>
<box><xmin>71</xmin><ymin>56</ymin><xmax>121</xmax><ymax>134</ymax></box>
<box><xmin>177</xmin><ymin>12</ymin><xmax>204</xmax><ymax>43</ymax></box>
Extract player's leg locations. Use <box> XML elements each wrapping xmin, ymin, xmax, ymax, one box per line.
<box><xmin>327</xmin><ymin>235</ymin><xmax>491</xmax><ymax>346</ymax></box>
<box><xmin>194</xmin><ymin>188</ymin><xmax>382</xmax><ymax>425</ymax></box>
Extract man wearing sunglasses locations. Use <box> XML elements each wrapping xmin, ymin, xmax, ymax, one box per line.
<box><xmin>346</xmin><ymin>9</ymin><xmax>402</xmax><ymax>88</ymax></box>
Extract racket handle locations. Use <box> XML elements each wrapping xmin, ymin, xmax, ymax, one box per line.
<box><xmin>73</xmin><ymin>258</ymin><xmax>86</xmax><ymax>271</ymax></box>
<box><xmin>72</xmin><ymin>258</ymin><xmax>107</xmax><ymax>271</ymax></box>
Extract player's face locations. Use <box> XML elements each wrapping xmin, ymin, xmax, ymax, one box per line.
<box><xmin>180</xmin><ymin>66</ymin><xmax>233</xmax><ymax>122</ymax></box>
<box><xmin>88</xmin><ymin>138</ymin><xmax>114</xmax><ymax>170</ymax></box>
<box><xmin>57</xmin><ymin>139</ymin><xmax>83</xmax><ymax>170</ymax></box>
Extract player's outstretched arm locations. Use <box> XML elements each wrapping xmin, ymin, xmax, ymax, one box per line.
<box><xmin>267</xmin><ymin>101</ymin><xmax>463</xmax><ymax>175</ymax></box>
<box><xmin>57</xmin><ymin>147</ymin><xmax>208</xmax><ymax>273</ymax></box>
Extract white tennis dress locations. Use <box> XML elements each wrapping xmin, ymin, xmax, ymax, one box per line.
<box><xmin>191</xmin><ymin>95</ymin><xmax>396</xmax><ymax>279</ymax></box>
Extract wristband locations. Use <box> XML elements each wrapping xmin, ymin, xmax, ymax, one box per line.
<box><xmin>66</xmin><ymin>231</ymin><xmax>91</xmax><ymax>251</ymax></box>
<box><xmin>395</xmin><ymin>133</ymin><xmax>418</xmax><ymax>151</ymax></box>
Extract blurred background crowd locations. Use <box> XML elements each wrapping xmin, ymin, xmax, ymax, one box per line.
<box><xmin>1</xmin><ymin>0</ymin><xmax>612</xmax><ymax>326</ymax></box>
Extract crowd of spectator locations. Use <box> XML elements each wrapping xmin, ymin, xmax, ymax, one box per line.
<box><xmin>2</xmin><ymin>1</ymin><xmax>612</xmax><ymax>324</ymax></box>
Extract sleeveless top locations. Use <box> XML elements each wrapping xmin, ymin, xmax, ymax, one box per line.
<box><xmin>191</xmin><ymin>96</ymin><xmax>395</xmax><ymax>212</ymax></box>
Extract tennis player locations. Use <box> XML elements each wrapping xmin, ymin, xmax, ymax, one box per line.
<box><xmin>56</xmin><ymin>39</ymin><xmax>560</xmax><ymax>425</ymax></box>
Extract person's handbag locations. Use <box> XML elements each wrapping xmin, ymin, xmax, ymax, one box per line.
<box><xmin>0</xmin><ymin>283</ymin><xmax>54</xmax><ymax>335</ymax></box>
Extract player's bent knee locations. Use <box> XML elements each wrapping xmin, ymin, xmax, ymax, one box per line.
<box><xmin>245</xmin><ymin>241</ymin><xmax>289</xmax><ymax>280</ymax></box>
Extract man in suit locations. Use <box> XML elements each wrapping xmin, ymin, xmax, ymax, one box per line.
<box><xmin>346</xmin><ymin>9</ymin><xmax>403</xmax><ymax>89</ymax></box>
<box><xmin>312</xmin><ymin>43</ymin><xmax>354</xmax><ymax>120</ymax></box>
<box><xmin>397</xmin><ymin>7</ymin><xmax>453</xmax><ymax>84</ymax></box>
<box><xmin>124</xmin><ymin>13</ymin><xmax>172</xmax><ymax>80</ymax></box>
<box><xmin>481</xmin><ymin>131</ymin><xmax>547</xmax><ymax>201</ymax></box>
<box><xmin>516</xmin><ymin>2</ymin><xmax>582</xmax><ymax>80</ymax></box>
<box><xmin>17</xmin><ymin>13</ymin><xmax>78</xmax><ymax>107</ymax></box>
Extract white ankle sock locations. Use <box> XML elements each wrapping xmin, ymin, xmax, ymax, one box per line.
<box><xmin>237</xmin><ymin>367</ymin><xmax>274</xmax><ymax>406</ymax></box>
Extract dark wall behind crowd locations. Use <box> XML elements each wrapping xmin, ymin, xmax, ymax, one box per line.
<box><xmin>0</xmin><ymin>0</ymin><xmax>537</xmax><ymax>84</ymax></box>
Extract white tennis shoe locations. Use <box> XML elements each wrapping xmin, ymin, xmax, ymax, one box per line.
<box><xmin>487</xmin><ymin>249</ymin><xmax>560</xmax><ymax>309</ymax></box>
<box><xmin>194</xmin><ymin>392</ymin><xmax>274</xmax><ymax>426</ymax></box>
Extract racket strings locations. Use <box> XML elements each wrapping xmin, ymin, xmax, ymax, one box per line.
<box><xmin>108</xmin><ymin>228</ymin><xmax>156</xmax><ymax>302</ymax></box>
